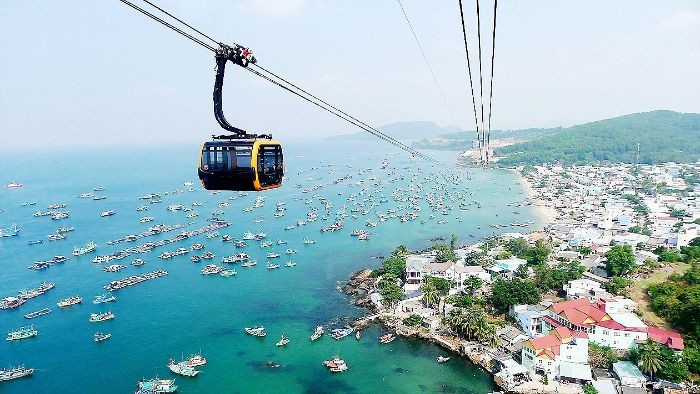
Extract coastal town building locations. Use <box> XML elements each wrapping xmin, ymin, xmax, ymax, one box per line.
<box><xmin>521</xmin><ymin>325</ymin><xmax>590</xmax><ymax>381</ymax></box>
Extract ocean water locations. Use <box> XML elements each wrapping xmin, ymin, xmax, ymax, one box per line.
<box><xmin>0</xmin><ymin>141</ymin><xmax>540</xmax><ymax>393</ymax></box>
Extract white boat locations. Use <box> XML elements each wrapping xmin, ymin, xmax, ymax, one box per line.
<box><xmin>168</xmin><ymin>359</ymin><xmax>200</xmax><ymax>377</ymax></box>
<box><xmin>310</xmin><ymin>325</ymin><xmax>324</xmax><ymax>341</ymax></box>
<box><xmin>285</xmin><ymin>261</ymin><xmax>296</xmax><ymax>268</ymax></box>
<box><xmin>245</xmin><ymin>326</ymin><xmax>266</xmax><ymax>337</ymax></box>
<box><xmin>73</xmin><ymin>241</ymin><xmax>97</xmax><ymax>256</ymax></box>
<box><xmin>437</xmin><ymin>356</ymin><xmax>450</xmax><ymax>363</ymax></box>
<box><xmin>323</xmin><ymin>356</ymin><xmax>348</xmax><ymax>372</ymax></box>
<box><xmin>6</xmin><ymin>181</ymin><xmax>22</xmax><ymax>189</ymax></box>
<box><xmin>276</xmin><ymin>334</ymin><xmax>289</xmax><ymax>347</ymax></box>
<box><xmin>266</xmin><ymin>263</ymin><xmax>281</xmax><ymax>270</ymax></box>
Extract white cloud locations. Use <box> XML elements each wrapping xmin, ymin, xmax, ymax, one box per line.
<box><xmin>660</xmin><ymin>10</ymin><xmax>700</xmax><ymax>31</ymax></box>
<box><xmin>247</xmin><ymin>0</ymin><xmax>304</xmax><ymax>16</ymax></box>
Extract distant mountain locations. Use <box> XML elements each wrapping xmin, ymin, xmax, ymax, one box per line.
<box><xmin>326</xmin><ymin>121</ymin><xmax>460</xmax><ymax>141</ymax></box>
<box><xmin>495</xmin><ymin>110</ymin><xmax>700</xmax><ymax>166</ymax></box>
<box><xmin>412</xmin><ymin>127</ymin><xmax>563</xmax><ymax>150</ymax></box>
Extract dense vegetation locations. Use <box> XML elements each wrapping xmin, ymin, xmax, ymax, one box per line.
<box><xmin>646</xmin><ymin>238</ymin><xmax>700</xmax><ymax>379</ymax></box>
<box><xmin>496</xmin><ymin>111</ymin><xmax>700</xmax><ymax>165</ymax></box>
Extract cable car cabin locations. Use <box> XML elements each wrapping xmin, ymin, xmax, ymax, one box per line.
<box><xmin>198</xmin><ymin>139</ymin><xmax>283</xmax><ymax>191</ymax></box>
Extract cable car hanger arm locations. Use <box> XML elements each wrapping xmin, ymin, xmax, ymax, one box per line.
<box><xmin>213</xmin><ymin>43</ymin><xmax>270</xmax><ymax>139</ymax></box>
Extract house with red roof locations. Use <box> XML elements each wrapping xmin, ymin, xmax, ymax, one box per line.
<box><xmin>541</xmin><ymin>297</ymin><xmax>684</xmax><ymax>351</ymax></box>
<box><xmin>521</xmin><ymin>325</ymin><xmax>590</xmax><ymax>381</ymax></box>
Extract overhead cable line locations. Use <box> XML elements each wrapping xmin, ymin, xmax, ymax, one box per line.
<box><xmin>485</xmin><ymin>0</ymin><xmax>498</xmax><ymax>164</ymax></box>
<box><xmin>456</xmin><ymin>0</ymin><xmax>482</xmax><ymax>163</ymax></box>
<box><xmin>475</xmin><ymin>0</ymin><xmax>486</xmax><ymax>164</ymax></box>
<box><xmin>396</xmin><ymin>0</ymin><xmax>459</xmax><ymax>129</ymax></box>
<box><xmin>115</xmin><ymin>0</ymin><xmax>440</xmax><ymax>164</ymax></box>
<box><xmin>117</xmin><ymin>0</ymin><xmax>216</xmax><ymax>51</ymax></box>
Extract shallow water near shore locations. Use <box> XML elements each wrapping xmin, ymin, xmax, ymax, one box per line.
<box><xmin>0</xmin><ymin>141</ymin><xmax>541</xmax><ymax>393</ymax></box>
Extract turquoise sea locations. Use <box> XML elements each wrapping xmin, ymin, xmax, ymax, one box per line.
<box><xmin>0</xmin><ymin>141</ymin><xmax>540</xmax><ymax>393</ymax></box>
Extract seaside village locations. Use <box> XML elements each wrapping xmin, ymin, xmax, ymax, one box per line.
<box><xmin>357</xmin><ymin>162</ymin><xmax>700</xmax><ymax>394</ymax></box>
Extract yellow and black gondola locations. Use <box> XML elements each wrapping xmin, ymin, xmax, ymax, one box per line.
<box><xmin>198</xmin><ymin>137</ymin><xmax>283</xmax><ymax>191</ymax></box>
<box><xmin>198</xmin><ymin>43</ymin><xmax>283</xmax><ymax>191</ymax></box>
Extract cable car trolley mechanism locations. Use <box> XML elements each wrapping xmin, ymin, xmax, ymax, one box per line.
<box><xmin>198</xmin><ymin>43</ymin><xmax>283</xmax><ymax>191</ymax></box>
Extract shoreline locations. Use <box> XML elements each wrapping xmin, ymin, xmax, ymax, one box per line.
<box><xmin>509</xmin><ymin>169</ymin><xmax>558</xmax><ymax>226</ymax></box>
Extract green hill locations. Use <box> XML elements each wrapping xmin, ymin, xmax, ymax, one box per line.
<box><xmin>495</xmin><ymin>110</ymin><xmax>700</xmax><ymax>166</ymax></box>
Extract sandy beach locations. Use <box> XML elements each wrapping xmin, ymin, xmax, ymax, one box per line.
<box><xmin>510</xmin><ymin>169</ymin><xmax>559</xmax><ymax>225</ymax></box>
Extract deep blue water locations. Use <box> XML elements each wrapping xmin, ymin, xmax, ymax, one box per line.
<box><xmin>0</xmin><ymin>141</ymin><xmax>538</xmax><ymax>393</ymax></box>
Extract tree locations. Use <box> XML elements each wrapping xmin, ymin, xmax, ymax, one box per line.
<box><xmin>464</xmin><ymin>251</ymin><xmax>487</xmax><ymax>266</ymax></box>
<box><xmin>526</xmin><ymin>245</ymin><xmax>550</xmax><ymax>265</ymax></box>
<box><xmin>463</xmin><ymin>276</ymin><xmax>484</xmax><ymax>295</ymax></box>
<box><xmin>495</xmin><ymin>251</ymin><xmax>512</xmax><ymax>260</ymax></box>
<box><xmin>450</xmin><ymin>234</ymin><xmax>458</xmax><ymax>250</ymax></box>
<box><xmin>605</xmin><ymin>245</ymin><xmax>636</xmax><ymax>276</ymax></box>
<box><xmin>588</xmin><ymin>342</ymin><xmax>618</xmax><ymax>368</ymax></box>
<box><xmin>602</xmin><ymin>276</ymin><xmax>634</xmax><ymax>297</ymax></box>
<box><xmin>420</xmin><ymin>281</ymin><xmax>439</xmax><ymax>307</ymax></box>
<box><xmin>378</xmin><ymin>274</ymin><xmax>404</xmax><ymax>307</ymax></box>
<box><xmin>403</xmin><ymin>314</ymin><xmax>422</xmax><ymax>327</ymax></box>
<box><xmin>378</xmin><ymin>255</ymin><xmax>406</xmax><ymax>277</ymax></box>
<box><xmin>392</xmin><ymin>245</ymin><xmax>409</xmax><ymax>258</ymax></box>
<box><xmin>443</xmin><ymin>305</ymin><xmax>496</xmax><ymax>345</ymax></box>
<box><xmin>505</xmin><ymin>238</ymin><xmax>530</xmax><ymax>258</ymax></box>
<box><xmin>534</xmin><ymin>261</ymin><xmax>585</xmax><ymax>291</ymax></box>
<box><xmin>433</xmin><ymin>243</ymin><xmax>458</xmax><ymax>263</ymax></box>
<box><xmin>580</xmin><ymin>246</ymin><xmax>592</xmax><ymax>256</ymax></box>
<box><xmin>425</xmin><ymin>276</ymin><xmax>451</xmax><ymax>295</ymax></box>
<box><xmin>490</xmin><ymin>279</ymin><xmax>541</xmax><ymax>313</ymax></box>
<box><xmin>637</xmin><ymin>339</ymin><xmax>662</xmax><ymax>381</ymax></box>
<box><xmin>582</xmin><ymin>383</ymin><xmax>598</xmax><ymax>394</ymax></box>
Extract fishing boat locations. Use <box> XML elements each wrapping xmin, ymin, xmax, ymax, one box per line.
<box><xmin>200</xmin><ymin>264</ymin><xmax>221</xmax><ymax>275</ymax></box>
<box><xmin>191</xmin><ymin>243</ymin><xmax>205</xmax><ymax>250</ymax></box>
<box><xmin>89</xmin><ymin>311</ymin><xmax>115</xmax><ymax>322</ymax></box>
<box><xmin>24</xmin><ymin>308</ymin><xmax>52</xmax><ymax>319</ymax></box>
<box><xmin>310</xmin><ymin>325</ymin><xmax>324</xmax><ymax>341</ymax></box>
<box><xmin>58</xmin><ymin>296</ymin><xmax>82</xmax><ymax>308</ymax></box>
<box><xmin>137</xmin><ymin>377</ymin><xmax>178</xmax><ymax>393</ymax></box>
<box><xmin>201</xmin><ymin>251</ymin><xmax>215</xmax><ymax>259</ymax></box>
<box><xmin>220</xmin><ymin>269</ymin><xmax>237</xmax><ymax>277</ymax></box>
<box><xmin>284</xmin><ymin>261</ymin><xmax>296</xmax><ymax>268</ymax></box>
<box><xmin>437</xmin><ymin>356</ymin><xmax>450</xmax><ymax>363</ymax></box>
<box><xmin>93</xmin><ymin>293</ymin><xmax>116</xmax><ymax>304</ymax></box>
<box><xmin>28</xmin><ymin>261</ymin><xmax>50</xmax><ymax>270</ymax></box>
<box><xmin>276</xmin><ymin>333</ymin><xmax>289</xmax><ymax>347</ymax></box>
<box><xmin>72</xmin><ymin>241</ymin><xmax>97</xmax><ymax>256</ymax></box>
<box><xmin>48</xmin><ymin>233</ymin><xmax>67</xmax><ymax>241</ymax></box>
<box><xmin>51</xmin><ymin>255</ymin><xmax>68</xmax><ymax>263</ymax></box>
<box><xmin>0</xmin><ymin>224</ymin><xmax>20</xmax><ymax>238</ymax></box>
<box><xmin>323</xmin><ymin>356</ymin><xmax>348</xmax><ymax>373</ymax></box>
<box><xmin>27</xmin><ymin>239</ymin><xmax>43</xmax><ymax>245</ymax></box>
<box><xmin>93</xmin><ymin>332</ymin><xmax>112</xmax><ymax>342</ymax></box>
<box><xmin>276</xmin><ymin>239</ymin><xmax>287</xmax><ymax>245</ymax></box>
<box><xmin>330</xmin><ymin>326</ymin><xmax>353</xmax><ymax>340</ymax></box>
<box><xmin>186</xmin><ymin>353</ymin><xmax>207</xmax><ymax>367</ymax></box>
<box><xmin>379</xmin><ymin>333</ymin><xmax>396</xmax><ymax>344</ymax></box>
<box><xmin>100</xmin><ymin>210</ymin><xmax>116</xmax><ymax>217</ymax></box>
<box><xmin>284</xmin><ymin>225</ymin><xmax>295</xmax><ymax>230</ymax></box>
<box><xmin>285</xmin><ymin>248</ymin><xmax>297</xmax><ymax>254</ymax></box>
<box><xmin>303</xmin><ymin>238</ymin><xmax>316</xmax><ymax>245</ymax></box>
<box><xmin>132</xmin><ymin>258</ymin><xmax>145</xmax><ymax>266</ymax></box>
<box><xmin>355</xmin><ymin>330</ymin><xmax>361</xmax><ymax>340</ymax></box>
<box><xmin>6</xmin><ymin>181</ymin><xmax>22</xmax><ymax>189</ymax></box>
<box><xmin>136</xmin><ymin>205</ymin><xmax>149</xmax><ymax>211</ymax></box>
<box><xmin>259</xmin><ymin>240</ymin><xmax>273</xmax><ymax>248</ymax></box>
<box><xmin>139</xmin><ymin>216</ymin><xmax>154</xmax><ymax>223</ymax></box>
<box><xmin>244</xmin><ymin>326</ymin><xmax>267</xmax><ymax>337</ymax></box>
<box><xmin>38</xmin><ymin>281</ymin><xmax>55</xmax><ymax>293</ymax></box>
<box><xmin>18</xmin><ymin>289</ymin><xmax>41</xmax><ymax>300</ymax></box>
<box><xmin>0</xmin><ymin>366</ymin><xmax>34</xmax><ymax>382</ymax></box>
<box><xmin>167</xmin><ymin>359</ymin><xmax>200</xmax><ymax>377</ymax></box>
<box><xmin>103</xmin><ymin>264</ymin><xmax>126</xmax><ymax>272</ymax></box>
<box><xmin>241</xmin><ymin>260</ymin><xmax>257</xmax><ymax>268</ymax></box>
<box><xmin>6</xmin><ymin>326</ymin><xmax>38</xmax><ymax>341</ymax></box>
<box><xmin>266</xmin><ymin>263</ymin><xmax>281</xmax><ymax>270</ymax></box>
<box><xmin>266</xmin><ymin>252</ymin><xmax>280</xmax><ymax>258</ymax></box>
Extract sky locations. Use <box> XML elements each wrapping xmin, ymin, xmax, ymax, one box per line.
<box><xmin>1</xmin><ymin>0</ymin><xmax>699</xmax><ymax>149</ymax></box>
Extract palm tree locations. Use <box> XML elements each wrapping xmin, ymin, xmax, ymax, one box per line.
<box><xmin>420</xmin><ymin>282</ymin><xmax>439</xmax><ymax>307</ymax></box>
<box><xmin>392</xmin><ymin>245</ymin><xmax>409</xmax><ymax>257</ymax></box>
<box><xmin>638</xmin><ymin>339</ymin><xmax>662</xmax><ymax>382</ymax></box>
